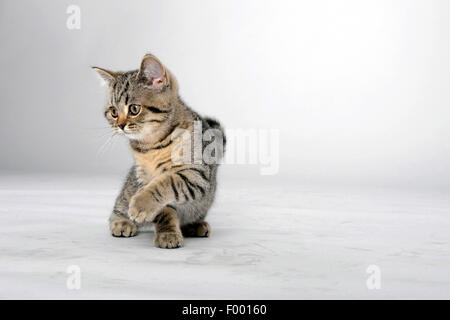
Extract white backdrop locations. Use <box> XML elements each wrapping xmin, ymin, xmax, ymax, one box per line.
<box><xmin>1</xmin><ymin>0</ymin><xmax>449</xmax><ymax>188</ymax></box>
<box><xmin>1</xmin><ymin>0</ymin><xmax>450</xmax><ymax>300</ymax></box>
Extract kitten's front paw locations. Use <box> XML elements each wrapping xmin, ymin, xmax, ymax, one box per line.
<box><xmin>154</xmin><ymin>231</ymin><xmax>184</xmax><ymax>249</ymax></box>
<box><xmin>128</xmin><ymin>191</ymin><xmax>162</xmax><ymax>224</ymax></box>
<box><xmin>110</xmin><ymin>219</ymin><xmax>137</xmax><ymax>237</ymax></box>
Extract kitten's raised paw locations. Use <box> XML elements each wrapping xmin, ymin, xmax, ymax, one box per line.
<box><xmin>128</xmin><ymin>191</ymin><xmax>161</xmax><ymax>224</ymax></box>
<box><xmin>110</xmin><ymin>219</ymin><xmax>137</xmax><ymax>237</ymax></box>
<box><xmin>181</xmin><ymin>221</ymin><xmax>211</xmax><ymax>237</ymax></box>
<box><xmin>154</xmin><ymin>232</ymin><xmax>184</xmax><ymax>249</ymax></box>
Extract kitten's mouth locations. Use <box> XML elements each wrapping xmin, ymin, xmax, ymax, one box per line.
<box><xmin>115</xmin><ymin>128</ymin><xmax>138</xmax><ymax>137</ymax></box>
<box><xmin>120</xmin><ymin>126</ymin><xmax>135</xmax><ymax>133</ymax></box>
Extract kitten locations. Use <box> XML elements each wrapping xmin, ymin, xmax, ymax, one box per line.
<box><xmin>93</xmin><ymin>54</ymin><xmax>225</xmax><ymax>248</ymax></box>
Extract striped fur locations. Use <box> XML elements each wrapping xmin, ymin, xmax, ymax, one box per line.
<box><xmin>93</xmin><ymin>54</ymin><xmax>224</xmax><ymax>248</ymax></box>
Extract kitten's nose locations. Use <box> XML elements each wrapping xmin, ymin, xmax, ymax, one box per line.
<box><xmin>118</xmin><ymin>124</ymin><xmax>126</xmax><ymax>130</ymax></box>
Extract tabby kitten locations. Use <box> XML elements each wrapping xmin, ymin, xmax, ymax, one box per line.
<box><xmin>93</xmin><ymin>54</ymin><xmax>225</xmax><ymax>248</ymax></box>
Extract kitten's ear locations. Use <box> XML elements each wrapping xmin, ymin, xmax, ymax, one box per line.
<box><xmin>137</xmin><ymin>54</ymin><xmax>167</xmax><ymax>91</ymax></box>
<box><xmin>91</xmin><ymin>67</ymin><xmax>117</xmax><ymax>86</ymax></box>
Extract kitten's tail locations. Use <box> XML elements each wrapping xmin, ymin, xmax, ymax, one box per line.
<box><xmin>204</xmin><ymin>117</ymin><xmax>226</xmax><ymax>151</ymax></box>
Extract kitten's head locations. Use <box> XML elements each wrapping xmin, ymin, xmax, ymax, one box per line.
<box><xmin>93</xmin><ymin>54</ymin><xmax>178</xmax><ymax>142</ymax></box>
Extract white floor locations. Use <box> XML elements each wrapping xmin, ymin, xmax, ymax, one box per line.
<box><xmin>0</xmin><ymin>173</ymin><xmax>449</xmax><ymax>299</ymax></box>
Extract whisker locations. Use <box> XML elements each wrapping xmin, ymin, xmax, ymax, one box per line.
<box><xmin>96</xmin><ymin>132</ymin><xmax>117</xmax><ymax>157</ymax></box>
<box><xmin>84</xmin><ymin>126</ymin><xmax>115</xmax><ymax>132</ymax></box>
<box><xmin>94</xmin><ymin>130</ymin><xmax>116</xmax><ymax>140</ymax></box>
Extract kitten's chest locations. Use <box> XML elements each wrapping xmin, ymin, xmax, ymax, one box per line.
<box><xmin>133</xmin><ymin>147</ymin><xmax>174</xmax><ymax>185</ymax></box>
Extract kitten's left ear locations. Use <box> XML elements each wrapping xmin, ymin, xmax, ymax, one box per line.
<box><xmin>137</xmin><ymin>54</ymin><xmax>167</xmax><ymax>91</ymax></box>
<box><xmin>92</xmin><ymin>67</ymin><xmax>117</xmax><ymax>86</ymax></box>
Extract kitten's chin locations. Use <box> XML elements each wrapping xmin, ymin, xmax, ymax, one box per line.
<box><xmin>126</xmin><ymin>126</ymin><xmax>156</xmax><ymax>142</ymax></box>
<box><xmin>124</xmin><ymin>132</ymin><xmax>143</xmax><ymax>141</ymax></box>
<box><xmin>124</xmin><ymin>131</ymin><xmax>153</xmax><ymax>143</ymax></box>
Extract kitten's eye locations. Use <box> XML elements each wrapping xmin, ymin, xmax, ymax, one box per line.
<box><xmin>129</xmin><ymin>104</ymin><xmax>141</xmax><ymax>116</ymax></box>
<box><xmin>109</xmin><ymin>107</ymin><xmax>118</xmax><ymax>118</ymax></box>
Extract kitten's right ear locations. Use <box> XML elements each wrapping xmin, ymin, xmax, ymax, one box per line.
<box><xmin>137</xmin><ymin>54</ymin><xmax>167</xmax><ymax>91</ymax></box>
<box><xmin>92</xmin><ymin>67</ymin><xmax>116</xmax><ymax>86</ymax></box>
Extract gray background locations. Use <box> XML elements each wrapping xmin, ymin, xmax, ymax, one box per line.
<box><xmin>1</xmin><ymin>0</ymin><xmax>449</xmax><ymax>188</ymax></box>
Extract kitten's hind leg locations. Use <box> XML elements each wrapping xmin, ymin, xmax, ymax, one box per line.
<box><xmin>181</xmin><ymin>221</ymin><xmax>211</xmax><ymax>237</ymax></box>
<box><xmin>153</xmin><ymin>206</ymin><xmax>184</xmax><ymax>249</ymax></box>
<box><xmin>110</xmin><ymin>212</ymin><xmax>137</xmax><ymax>237</ymax></box>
